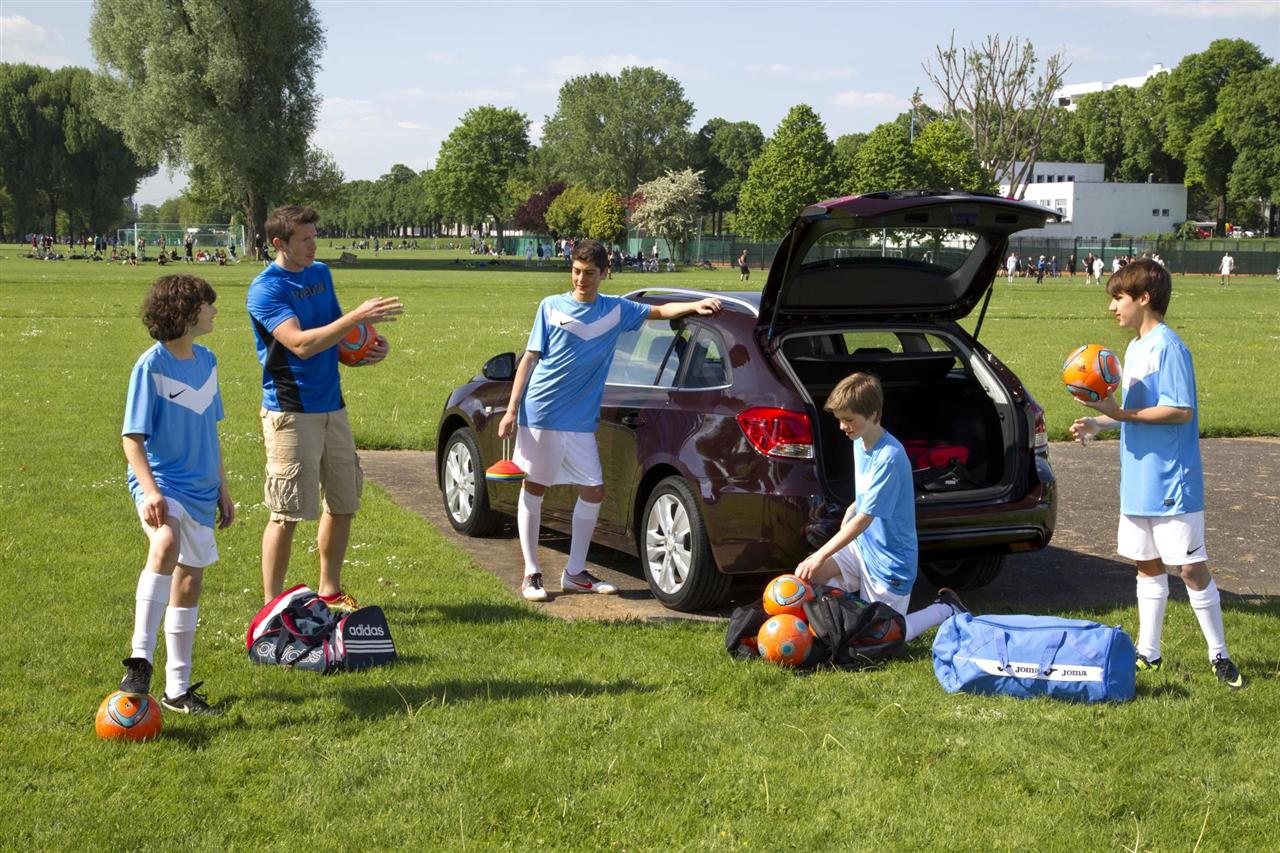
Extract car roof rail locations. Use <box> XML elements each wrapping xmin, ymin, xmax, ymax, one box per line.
<box><xmin>621</xmin><ymin>287</ymin><xmax>759</xmax><ymax>317</ymax></box>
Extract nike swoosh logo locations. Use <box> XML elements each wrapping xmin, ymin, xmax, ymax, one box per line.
<box><xmin>558</xmin><ymin>319</ymin><xmax>573</xmax><ymax>326</ymax></box>
<box><xmin>168</xmin><ymin>390</ymin><xmax>184</xmax><ymax>399</ymax></box>
<box><xmin>1187</xmin><ymin>544</ymin><xmax>1204</xmax><ymax>555</ymax></box>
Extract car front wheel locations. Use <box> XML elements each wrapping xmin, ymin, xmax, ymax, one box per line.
<box><xmin>441</xmin><ymin>427</ymin><xmax>502</xmax><ymax>536</ymax></box>
<box><xmin>640</xmin><ymin>476</ymin><xmax>731</xmax><ymax>611</ymax></box>
<box><xmin>921</xmin><ymin>555</ymin><xmax>1005</xmax><ymax>590</ymax></box>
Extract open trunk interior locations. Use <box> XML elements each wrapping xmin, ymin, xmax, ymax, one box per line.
<box><xmin>779</xmin><ymin>330</ymin><xmax>1013</xmax><ymax>505</ymax></box>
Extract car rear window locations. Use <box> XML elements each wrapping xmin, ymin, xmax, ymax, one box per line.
<box><xmin>608</xmin><ymin>321</ymin><xmax>687</xmax><ymax>387</ymax></box>
<box><xmin>801</xmin><ymin>226</ymin><xmax>979</xmax><ymax>274</ymax></box>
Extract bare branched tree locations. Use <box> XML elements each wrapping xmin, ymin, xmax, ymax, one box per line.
<box><xmin>923</xmin><ymin>32</ymin><xmax>1070</xmax><ymax>200</ymax></box>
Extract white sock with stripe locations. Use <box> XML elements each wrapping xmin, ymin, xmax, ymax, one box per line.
<box><xmin>163</xmin><ymin>605</ymin><xmax>198</xmax><ymax>699</ymax></box>
<box><xmin>565</xmin><ymin>498</ymin><xmax>602</xmax><ymax>577</ymax></box>
<box><xmin>130</xmin><ymin>569</ymin><xmax>171</xmax><ymax>662</ymax></box>
<box><xmin>1187</xmin><ymin>579</ymin><xmax>1228</xmax><ymax>662</ymax></box>
<box><xmin>1135</xmin><ymin>573</ymin><xmax>1169</xmax><ymax>661</ymax></box>
<box><xmin>518</xmin><ymin>489</ymin><xmax>543</xmax><ymax>577</ymax></box>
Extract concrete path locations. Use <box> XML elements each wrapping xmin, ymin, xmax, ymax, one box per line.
<box><xmin>360</xmin><ymin>439</ymin><xmax>1280</xmax><ymax>621</ymax></box>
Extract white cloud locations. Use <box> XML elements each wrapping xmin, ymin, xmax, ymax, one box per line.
<box><xmin>1056</xmin><ymin>41</ymin><xmax>1105</xmax><ymax>63</ymax></box>
<box><xmin>548</xmin><ymin>53</ymin><xmax>686</xmax><ymax>78</ymax></box>
<box><xmin>0</xmin><ymin>15</ymin><xmax>76</xmax><ymax>68</ymax></box>
<box><xmin>397</xmin><ymin>121</ymin><xmax>427</xmax><ymax>130</ymax></box>
<box><xmin>1109</xmin><ymin>0</ymin><xmax>1278</xmax><ymax>17</ymax></box>
<box><xmin>830</xmin><ymin>91</ymin><xmax>910</xmax><ymax>109</ymax></box>
<box><xmin>747</xmin><ymin>63</ymin><xmax>860</xmax><ymax>81</ymax></box>
<box><xmin>528</xmin><ymin>120</ymin><xmax>545</xmax><ymax>144</ymax></box>
<box><xmin>386</xmin><ymin>86</ymin><xmax>519</xmax><ymax>102</ymax></box>
<box><xmin>747</xmin><ymin>62</ymin><xmax>794</xmax><ymax>74</ymax></box>
<box><xmin>511</xmin><ymin>65</ymin><xmax>530</xmax><ymax>76</ymax></box>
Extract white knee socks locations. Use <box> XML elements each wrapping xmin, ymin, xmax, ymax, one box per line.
<box><xmin>1188</xmin><ymin>579</ymin><xmax>1228</xmax><ymax>662</ymax></box>
<box><xmin>517</xmin><ymin>489</ymin><xmax>543</xmax><ymax>576</ymax></box>
<box><xmin>131</xmin><ymin>569</ymin><xmax>171</xmax><ymax>661</ymax></box>
<box><xmin>904</xmin><ymin>602</ymin><xmax>953</xmax><ymax>643</ymax></box>
<box><xmin>1135</xmin><ymin>573</ymin><xmax>1170</xmax><ymax>661</ymax></box>
<box><xmin>164</xmin><ymin>605</ymin><xmax>198</xmax><ymax>699</ymax></box>
<box><xmin>565</xmin><ymin>498</ymin><xmax>602</xmax><ymax>577</ymax></box>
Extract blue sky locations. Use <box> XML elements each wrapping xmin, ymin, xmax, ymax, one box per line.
<box><xmin>3</xmin><ymin>0</ymin><xmax>1277</xmax><ymax>204</ymax></box>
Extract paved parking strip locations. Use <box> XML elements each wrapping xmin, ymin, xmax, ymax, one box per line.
<box><xmin>361</xmin><ymin>438</ymin><xmax>1280</xmax><ymax>622</ymax></box>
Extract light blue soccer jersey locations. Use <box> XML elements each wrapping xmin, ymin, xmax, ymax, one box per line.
<box><xmin>122</xmin><ymin>343</ymin><xmax>224</xmax><ymax>527</ymax></box>
<box><xmin>519</xmin><ymin>293</ymin><xmax>650</xmax><ymax>432</ymax></box>
<box><xmin>1119</xmin><ymin>323</ymin><xmax>1203</xmax><ymax>515</ymax></box>
<box><xmin>853</xmin><ymin>430</ymin><xmax>918</xmax><ymax>594</ymax></box>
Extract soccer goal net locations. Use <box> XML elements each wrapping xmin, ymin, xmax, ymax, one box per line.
<box><xmin>117</xmin><ymin>223</ymin><xmax>247</xmax><ymax>262</ymax></box>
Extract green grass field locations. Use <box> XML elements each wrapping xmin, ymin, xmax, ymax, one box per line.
<box><xmin>1</xmin><ymin>245</ymin><xmax>1277</xmax><ymax>849</ymax></box>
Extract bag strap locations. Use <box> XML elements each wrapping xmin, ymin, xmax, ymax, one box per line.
<box><xmin>994</xmin><ymin>631</ymin><xmax>1012</xmax><ymax>674</ymax></box>
<box><xmin>1038</xmin><ymin>631</ymin><xmax>1066</xmax><ymax>677</ymax></box>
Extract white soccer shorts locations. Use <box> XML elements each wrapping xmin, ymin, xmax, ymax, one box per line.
<box><xmin>1117</xmin><ymin>511</ymin><xmax>1207</xmax><ymax>566</ymax></box>
<box><xmin>512</xmin><ymin>426</ymin><xmax>603</xmax><ymax>487</ymax></box>
<box><xmin>831</xmin><ymin>543</ymin><xmax>910</xmax><ymax>616</ymax></box>
<box><xmin>136</xmin><ymin>496</ymin><xmax>218</xmax><ymax>568</ymax></box>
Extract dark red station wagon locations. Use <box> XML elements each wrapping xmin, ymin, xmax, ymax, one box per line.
<box><xmin>437</xmin><ymin>192</ymin><xmax>1062</xmax><ymax>611</ymax></box>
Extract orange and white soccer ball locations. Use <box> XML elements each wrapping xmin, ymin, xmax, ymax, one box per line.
<box><xmin>338</xmin><ymin>322</ymin><xmax>378</xmax><ymax>366</ymax></box>
<box><xmin>95</xmin><ymin>691</ymin><xmax>163</xmax><ymax>741</ymax></box>
<box><xmin>1062</xmin><ymin>344</ymin><xmax>1122</xmax><ymax>402</ymax></box>
<box><xmin>762</xmin><ymin>573</ymin><xmax>814</xmax><ymax>619</ymax></box>
<box><xmin>757</xmin><ymin>614</ymin><xmax>813</xmax><ymax>666</ymax></box>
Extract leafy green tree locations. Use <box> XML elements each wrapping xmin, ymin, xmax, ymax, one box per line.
<box><xmin>631</xmin><ymin>169</ymin><xmax>704</xmax><ymax>262</ymax></box>
<box><xmin>434</xmin><ymin>105</ymin><xmax>530</xmax><ymax>243</ymax></box>
<box><xmin>1163</xmin><ymin>39</ymin><xmax>1270</xmax><ymax>231</ymax></box>
<box><xmin>541</xmin><ymin>67</ymin><xmax>694</xmax><ymax>192</ymax></box>
<box><xmin>1219</xmin><ymin>64</ymin><xmax>1280</xmax><ymax>234</ymax></box>
<box><xmin>586</xmin><ymin>189</ymin><xmax>627</xmax><ymax>245</ymax></box>
<box><xmin>1071</xmin><ymin>87</ymin><xmax>1136</xmax><ymax>180</ymax></box>
<box><xmin>1122</xmin><ymin>73</ymin><xmax>1182</xmax><ymax>184</ymax></box>
<box><xmin>912</xmin><ymin>120</ymin><xmax>993</xmax><ymax>192</ymax></box>
<box><xmin>738</xmin><ymin>104</ymin><xmax>840</xmax><ymax>238</ymax></box>
<box><xmin>691</xmin><ymin>119</ymin><xmax>764</xmax><ymax>234</ymax></box>
<box><xmin>0</xmin><ymin>65</ymin><xmax>47</xmax><ymax>235</ymax></box>
<box><xmin>850</xmin><ymin>122</ymin><xmax>918</xmax><ymax>193</ymax></box>
<box><xmin>545</xmin><ymin>185</ymin><xmax>593</xmax><ymax>237</ymax></box>
<box><xmin>90</xmin><ymin>0</ymin><xmax>325</xmax><ymax>252</ymax></box>
<box><xmin>1034</xmin><ymin>107</ymin><xmax>1084</xmax><ymax>163</ymax></box>
<box><xmin>833</xmin><ymin>132</ymin><xmax>868</xmax><ymax>192</ymax></box>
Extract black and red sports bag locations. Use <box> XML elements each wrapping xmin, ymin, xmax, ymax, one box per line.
<box><xmin>246</xmin><ymin>585</ymin><xmax>397</xmax><ymax>673</ymax></box>
<box><xmin>725</xmin><ymin>589</ymin><xmax>905</xmax><ymax>670</ymax></box>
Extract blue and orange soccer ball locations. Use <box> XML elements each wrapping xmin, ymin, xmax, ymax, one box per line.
<box><xmin>762</xmin><ymin>573</ymin><xmax>814</xmax><ymax>619</ymax></box>
<box><xmin>757</xmin><ymin>614</ymin><xmax>813</xmax><ymax>666</ymax></box>
<box><xmin>95</xmin><ymin>691</ymin><xmax>163</xmax><ymax>741</ymax></box>
<box><xmin>338</xmin><ymin>322</ymin><xmax>378</xmax><ymax>366</ymax></box>
<box><xmin>1062</xmin><ymin>344</ymin><xmax>1121</xmax><ymax>402</ymax></box>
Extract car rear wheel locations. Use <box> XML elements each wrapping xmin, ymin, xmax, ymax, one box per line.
<box><xmin>640</xmin><ymin>476</ymin><xmax>731</xmax><ymax>611</ymax></box>
<box><xmin>441</xmin><ymin>427</ymin><xmax>502</xmax><ymax>536</ymax></box>
<box><xmin>921</xmin><ymin>555</ymin><xmax>1004</xmax><ymax>590</ymax></box>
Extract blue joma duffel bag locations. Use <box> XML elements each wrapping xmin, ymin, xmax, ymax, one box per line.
<box><xmin>932</xmin><ymin>613</ymin><xmax>1136</xmax><ymax>703</ymax></box>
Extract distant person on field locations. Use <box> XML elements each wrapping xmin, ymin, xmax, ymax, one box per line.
<box><xmin>1092</xmin><ymin>255</ymin><xmax>1105</xmax><ymax>285</ymax></box>
<box><xmin>497</xmin><ymin>239</ymin><xmax>721</xmax><ymax>601</ymax></box>
<box><xmin>1219</xmin><ymin>251</ymin><xmax>1233</xmax><ymax>286</ymax></box>
<box><xmin>118</xmin><ymin>274</ymin><xmax>234</xmax><ymax>716</ymax></box>
<box><xmin>1070</xmin><ymin>259</ymin><xmax>1244</xmax><ymax>690</ymax></box>
<box><xmin>795</xmin><ymin>372</ymin><xmax>967</xmax><ymax>640</ymax></box>
<box><xmin>739</xmin><ymin>249</ymin><xmax>750</xmax><ymax>281</ymax></box>
<box><xmin>246</xmin><ymin>205</ymin><xmax>403</xmax><ymax>612</ymax></box>
<box><xmin>1006</xmin><ymin>251</ymin><xmax>1017</xmax><ymax>283</ymax></box>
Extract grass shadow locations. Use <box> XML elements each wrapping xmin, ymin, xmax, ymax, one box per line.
<box><xmin>335</xmin><ymin>677</ymin><xmax>654</xmax><ymax>720</ymax></box>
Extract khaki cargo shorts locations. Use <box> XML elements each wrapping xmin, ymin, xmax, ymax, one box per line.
<box><xmin>260</xmin><ymin>407</ymin><xmax>363</xmax><ymax>522</ymax></box>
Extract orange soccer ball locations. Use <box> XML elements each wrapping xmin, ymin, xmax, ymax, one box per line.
<box><xmin>1061</xmin><ymin>344</ymin><xmax>1122</xmax><ymax>402</ymax></box>
<box><xmin>95</xmin><ymin>691</ymin><xmax>163</xmax><ymax>741</ymax></box>
<box><xmin>338</xmin><ymin>322</ymin><xmax>378</xmax><ymax>366</ymax></box>
<box><xmin>757</xmin><ymin>615</ymin><xmax>813</xmax><ymax>666</ymax></box>
<box><xmin>762</xmin><ymin>573</ymin><xmax>814</xmax><ymax>619</ymax></box>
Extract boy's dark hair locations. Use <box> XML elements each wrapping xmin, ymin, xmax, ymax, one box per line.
<box><xmin>142</xmin><ymin>274</ymin><xmax>217</xmax><ymax>341</ymax></box>
<box><xmin>266</xmin><ymin>205</ymin><xmax>320</xmax><ymax>246</ymax></box>
<box><xmin>824</xmin><ymin>372</ymin><xmax>883</xmax><ymax>421</ymax></box>
<box><xmin>1107</xmin><ymin>258</ymin><xmax>1171</xmax><ymax>315</ymax></box>
<box><xmin>571</xmin><ymin>238</ymin><xmax>609</xmax><ymax>273</ymax></box>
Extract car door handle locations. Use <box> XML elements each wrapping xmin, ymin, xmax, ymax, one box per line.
<box><xmin>619</xmin><ymin>413</ymin><xmax>644</xmax><ymax>429</ymax></box>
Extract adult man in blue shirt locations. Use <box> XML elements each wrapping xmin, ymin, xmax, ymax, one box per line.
<box><xmin>247</xmin><ymin>205</ymin><xmax>402</xmax><ymax>612</ymax></box>
<box><xmin>497</xmin><ymin>239</ymin><xmax>720</xmax><ymax>601</ymax></box>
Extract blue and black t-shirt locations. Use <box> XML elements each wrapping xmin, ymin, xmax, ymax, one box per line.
<box><xmin>247</xmin><ymin>261</ymin><xmax>344</xmax><ymax>412</ymax></box>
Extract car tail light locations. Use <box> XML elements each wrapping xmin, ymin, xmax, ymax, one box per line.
<box><xmin>736</xmin><ymin>407</ymin><xmax>814</xmax><ymax>459</ymax></box>
<box><xmin>1029</xmin><ymin>400</ymin><xmax>1048</xmax><ymax>453</ymax></box>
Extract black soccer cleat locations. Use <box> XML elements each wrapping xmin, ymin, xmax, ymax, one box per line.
<box><xmin>161</xmin><ymin>682</ymin><xmax>223</xmax><ymax>716</ymax></box>
<box><xmin>119</xmin><ymin>657</ymin><xmax>153</xmax><ymax>696</ymax></box>
<box><xmin>1211</xmin><ymin>655</ymin><xmax>1245</xmax><ymax>690</ymax></box>
<box><xmin>935</xmin><ymin>587</ymin><xmax>971</xmax><ymax>617</ymax></box>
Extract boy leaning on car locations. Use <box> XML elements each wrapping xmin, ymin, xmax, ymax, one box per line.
<box><xmin>497</xmin><ymin>239</ymin><xmax>721</xmax><ymax>601</ymax></box>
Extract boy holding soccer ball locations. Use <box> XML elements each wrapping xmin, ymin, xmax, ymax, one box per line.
<box><xmin>1071</xmin><ymin>259</ymin><xmax>1244</xmax><ymax>689</ymax></box>
<box><xmin>795</xmin><ymin>372</ymin><xmax>966</xmax><ymax>641</ymax></box>
<box><xmin>118</xmin><ymin>275</ymin><xmax>234</xmax><ymax>715</ymax></box>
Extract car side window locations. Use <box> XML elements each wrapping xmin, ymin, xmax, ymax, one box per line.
<box><xmin>681</xmin><ymin>330</ymin><xmax>729</xmax><ymax>388</ymax></box>
<box><xmin>608</xmin><ymin>320</ymin><xmax>684</xmax><ymax>387</ymax></box>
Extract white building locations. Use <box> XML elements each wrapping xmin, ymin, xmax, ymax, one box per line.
<box><xmin>1000</xmin><ymin>162</ymin><xmax>1187</xmax><ymax>239</ymax></box>
<box><xmin>1055</xmin><ymin>63</ymin><xmax>1168</xmax><ymax>110</ymax></box>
